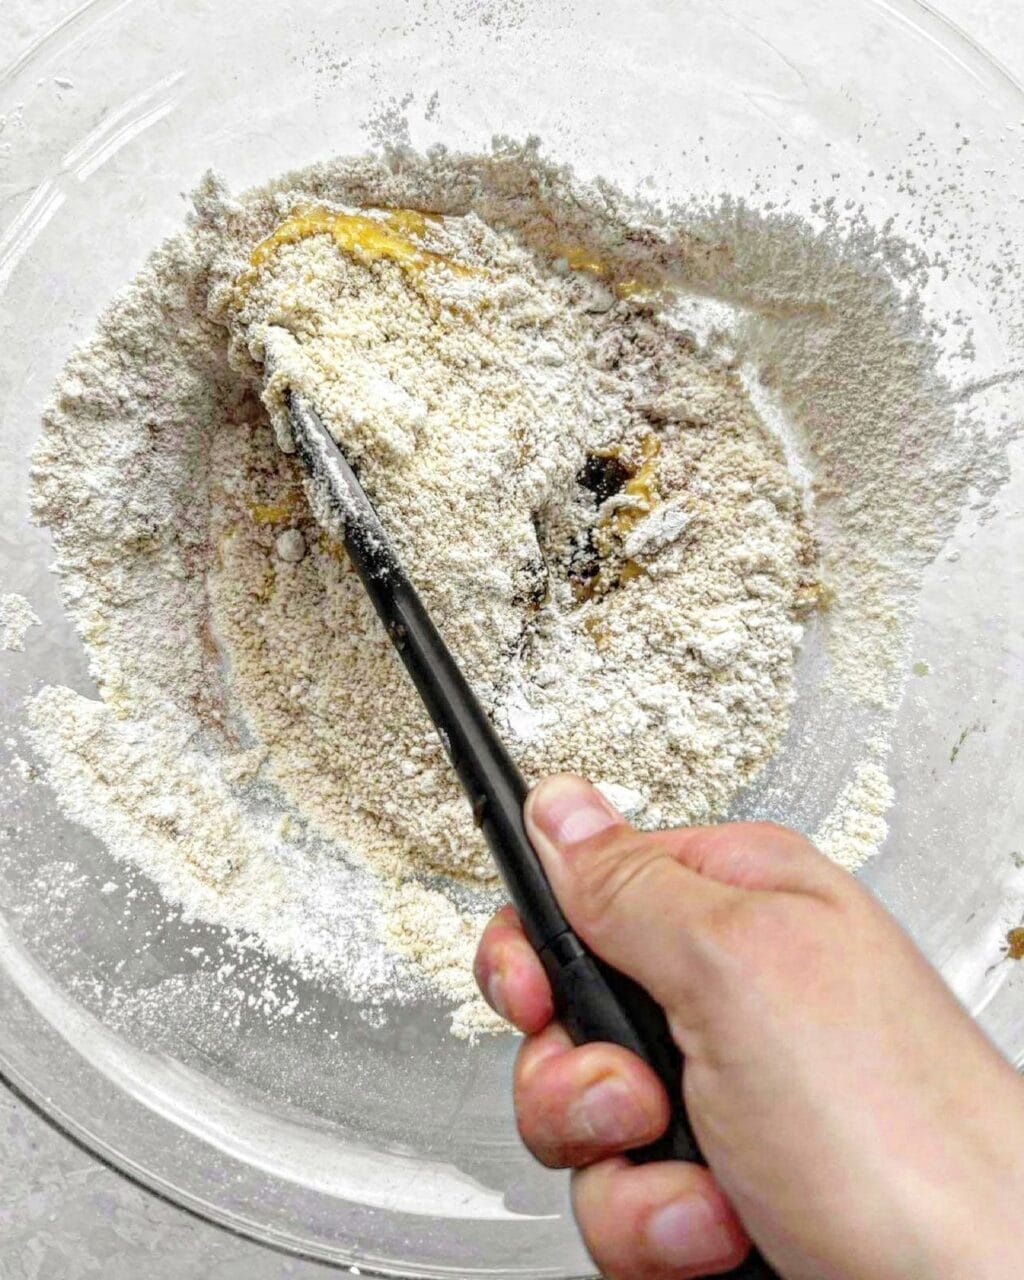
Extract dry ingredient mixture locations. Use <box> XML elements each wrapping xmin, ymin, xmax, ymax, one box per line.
<box><xmin>0</xmin><ymin>592</ymin><xmax>40</xmax><ymax>651</ymax></box>
<box><xmin>223</xmin><ymin>201</ymin><xmax>815</xmax><ymax>878</ymax></box>
<box><xmin>23</xmin><ymin>142</ymin><xmax>1009</xmax><ymax>1035</ymax></box>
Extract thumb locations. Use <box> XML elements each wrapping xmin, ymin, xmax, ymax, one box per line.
<box><xmin>525</xmin><ymin>773</ymin><xmax>736</xmax><ymax>1012</ymax></box>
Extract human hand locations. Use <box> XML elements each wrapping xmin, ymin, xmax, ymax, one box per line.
<box><xmin>474</xmin><ymin>774</ymin><xmax>1024</xmax><ymax>1279</ymax></box>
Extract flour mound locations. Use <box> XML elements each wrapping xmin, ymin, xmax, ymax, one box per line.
<box><xmin>29</xmin><ymin>142</ymin><xmax>1001</xmax><ymax>1035</ymax></box>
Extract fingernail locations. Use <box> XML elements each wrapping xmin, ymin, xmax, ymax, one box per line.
<box><xmin>485</xmin><ymin>969</ymin><xmax>510</xmax><ymax>1021</ymax></box>
<box><xmin>646</xmin><ymin>1197</ymin><xmax>738</xmax><ymax>1270</ymax></box>
<box><xmin>573</xmin><ymin>1075</ymin><xmax>651</xmax><ymax>1146</ymax></box>
<box><xmin>527</xmin><ymin>775</ymin><xmax>621</xmax><ymax>856</ymax></box>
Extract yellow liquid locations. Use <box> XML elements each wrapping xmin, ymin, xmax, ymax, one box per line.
<box><xmin>379</xmin><ymin>208</ymin><xmax>439</xmax><ymax>238</ymax></box>
<box><xmin>605</xmin><ymin>434</ymin><xmax>661</xmax><ymax>537</ymax></box>
<box><xmin>553</xmin><ymin>244</ymin><xmax>659</xmax><ymax>301</ymax></box>
<box><xmin>615</xmin><ymin>278</ymin><xmax>654</xmax><ymax>300</ymax></box>
<box><xmin>583</xmin><ymin>614</ymin><xmax>610</xmax><ymax>649</ymax></box>
<box><xmin>247</xmin><ymin>489</ymin><xmax>303</xmax><ymax>525</ymax></box>
<box><xmin>559</xmin><ymin>245</ymin><xmax>610</xmax><ymax>276</ymax></box>
<box><xmin>239</xmin><ymin>206</ymin><xmax>473</xmax><ymax>297</ymax></box>
<box><xmin>619</xmin><ymin>559</ymin><xmax>646</xmax><ymax>583</ymax></box>
<box><xmin>574</xmin><ymin>435</ymin><xmax>661</xmax><ymax>604</ymax></box>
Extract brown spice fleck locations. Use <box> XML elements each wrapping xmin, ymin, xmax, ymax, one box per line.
<box><xmin>1005</xmin><ymin>927</ymin><xmax>1024</xmax><ymax>961</ymax></box>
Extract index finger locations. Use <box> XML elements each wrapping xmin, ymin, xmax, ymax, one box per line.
<box><xmin>474</xmin><ymin>905</ymin><xmax>555</xmax><ymax>1035</ymax></box>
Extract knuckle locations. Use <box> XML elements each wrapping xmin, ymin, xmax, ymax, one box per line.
<box><xmin>512</xmin><ymin>1087</ymin><xmax>581</xmax><ymax>1169</ymax></box>
<box><xmin>701</xmin><ymin>891</ymin><xmax>753</xmax><ymax>953</ymax></box>
<box><xmin>740</xmin><ymin>820</ymin><xmax>819</xmax><ymax>865</ymax></box>
<box><xmin>515</xmin><ymin>1112</ymin><xmax>567</xmax><ymax>1169</ymax></box>
<box><xmin>706</xmin><ymin>889</ymin><xmax>836</xmax><ymax>978</ymax></box>
<box><xmin>703</xmin><ymin>890</ymin><xmax>790</xmax><ymax>956</ymax></box>
<box><xmin>573</xmin><ymin>836</ymin><xmax>672</xmax><ymax>934</ymax></box>
<box><xmin>514</xmin><ymin>1035</ymin><xmax>550</xmax><ymax>1094</ymax></box>
<box><xmin>745</xmin><ymin>819</ymin><xmax>800</xmax><ymax>843</ymax></box>
<box><xmin>570</xmin><ymin>1170</ymin><xmax>630</xmax><ymax>1278</ymax></box>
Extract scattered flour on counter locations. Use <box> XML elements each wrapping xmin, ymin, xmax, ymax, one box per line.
<box><xmin>26</xmin><ymin>141</ymin><xmax>1012</xmax><ymax>1035</ymax></box>
<box><xmin>0</xmin><ymin>593</ymin><xmax>40</xmax><ymax>651</ymax></box>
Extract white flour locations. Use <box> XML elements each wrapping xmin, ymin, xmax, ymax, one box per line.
<box><xmin>0</xmin><ymin>592</ymin><xmax>39</xmax><ymax>651</ymax></box>
<box><xmin>25</xmin><ymin>142</ymin><xmax>1009</xmax><ymax>1034</ymax></box>
<box><xmin>216</xmin><ymin>200</ymin><xmax>814</xmax><ymax>891</ymax></box>
<box><xmin>25</xmin><ymin>685</ymin><xmax>408</xmax><ymax>1008</ymax></box>
<box><xmin>814</xmin><ymin>763</ymin><xmax>895</xmax><ymax>873</ymax></box>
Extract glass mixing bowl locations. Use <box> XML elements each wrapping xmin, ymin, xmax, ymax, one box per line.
<box><xmin>1</xmin><ymin>1</ymin><xmax>1022</xmax><ymax>1275</ymax></box>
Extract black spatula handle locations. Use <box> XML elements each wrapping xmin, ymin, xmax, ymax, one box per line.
<box><xmin>287</xmin><ymin>392</ymin><xmax>779</xmax><ymax>1279</ymax></box>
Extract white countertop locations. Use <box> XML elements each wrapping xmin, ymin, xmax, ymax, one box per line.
<box><xmin>1</xmin><ymin>1</ymin><xmax>1021</xmax><ymax>1276</ymax></box>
